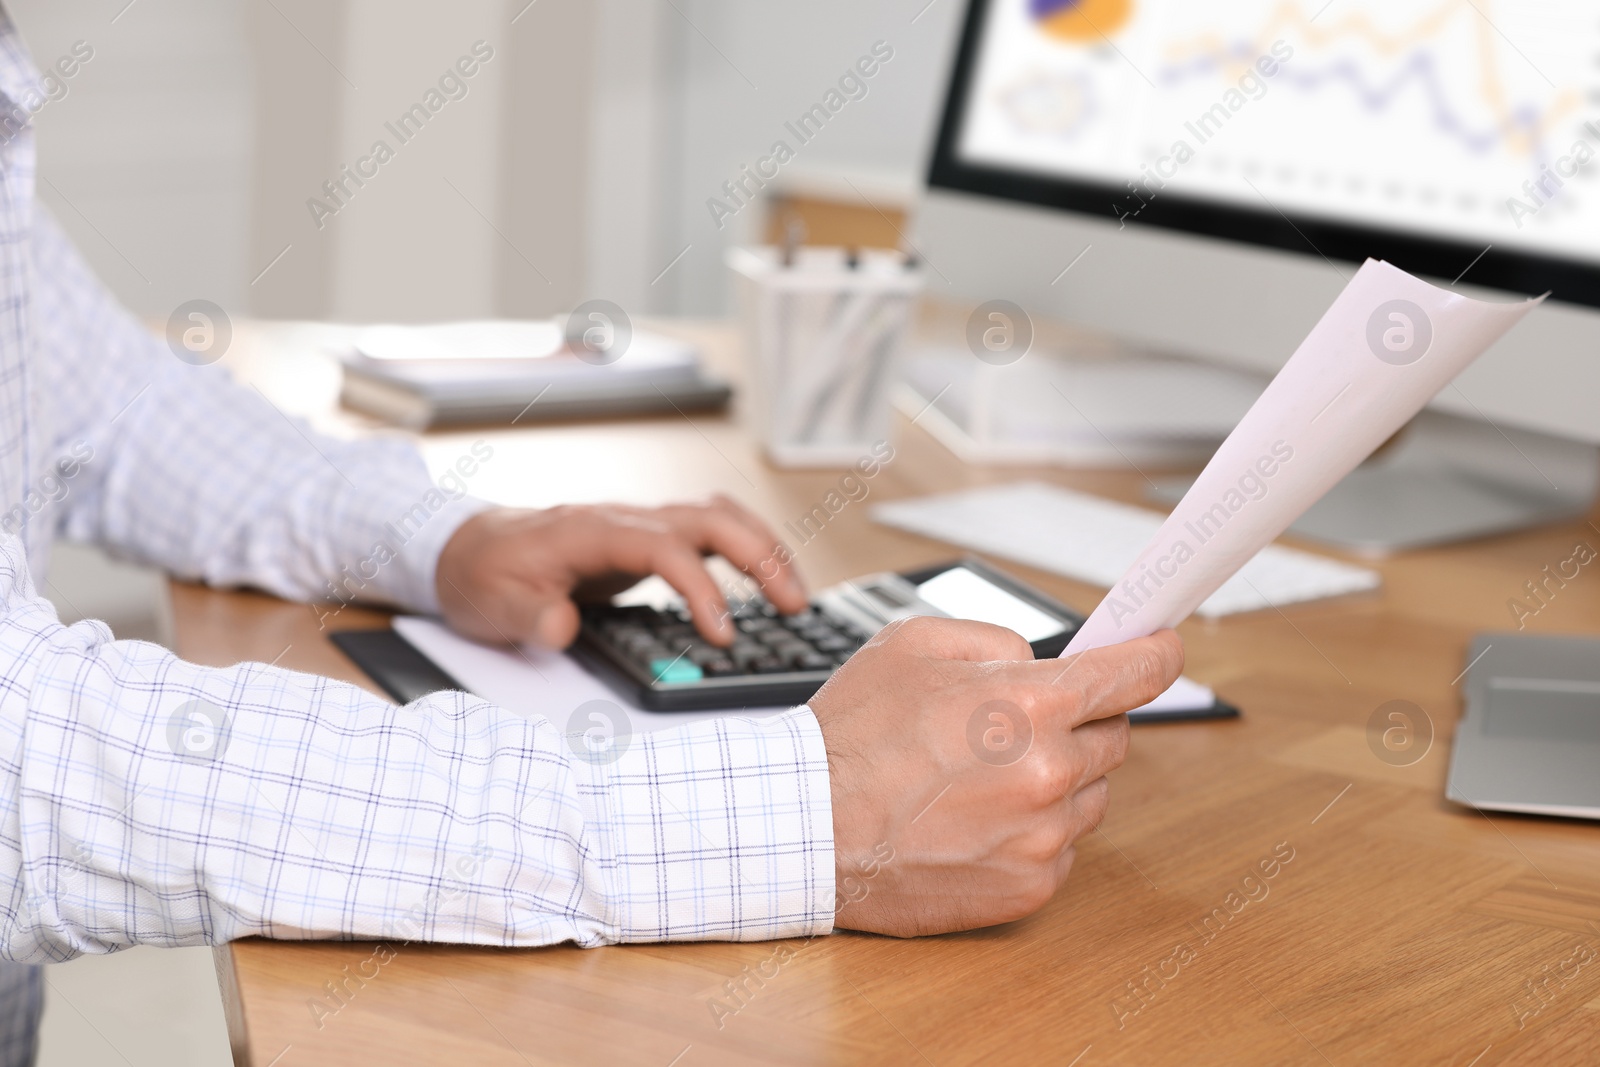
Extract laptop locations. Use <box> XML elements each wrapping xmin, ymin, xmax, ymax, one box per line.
<box><xmin>1446</xmin><ymin>632</ymin><xmax>1600</xmax><ymax>820</ymax></box>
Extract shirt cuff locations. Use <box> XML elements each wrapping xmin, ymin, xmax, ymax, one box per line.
<box><xmin>387</xmin><ymin>492</ymin><xmax>497</xmax><ymax>614</ymax></box>
<box><xmin>576</xmin><ymin>706</ymin><xmax>835</xmax><ymax>943</ymax></box>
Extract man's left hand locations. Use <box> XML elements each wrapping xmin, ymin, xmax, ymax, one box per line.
<box><xmin>434</xmin><ymin>495</ymin><xmax>809</xmax><ymax>649</ymax></box>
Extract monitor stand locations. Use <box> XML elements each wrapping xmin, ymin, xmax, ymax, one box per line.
<box><xmin>1148</xmin><ymin>410</ymin><xmax>1600</xmax><ymax>555</ymax></box>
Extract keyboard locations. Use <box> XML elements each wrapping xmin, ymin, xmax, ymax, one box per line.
<box><xmin>572</xmin><ymin>596</ymin><xmax>871</xmax><ymax>711</ymax></box>
<box><xmin>871</xmin><ymin>481</ymin><xmax>1381</xmax><ymax>618</ymax></box>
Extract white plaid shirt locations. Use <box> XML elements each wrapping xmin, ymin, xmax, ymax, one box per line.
<box><xmin>0</xmin><ymin>6</ymin><xmax>834</xmax><ymax>997</ymax></box>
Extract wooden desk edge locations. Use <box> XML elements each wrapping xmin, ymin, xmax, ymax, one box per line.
<box><xmin>213</xmin><ymin>943</ymin><xmax>252</xmax><ymax>1066</ymax></box>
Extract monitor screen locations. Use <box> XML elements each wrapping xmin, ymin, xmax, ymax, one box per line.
<box><xmin>929</xmin><ymin>0</ymin><xmax>1600</xmax><ymax>305</ymax></box>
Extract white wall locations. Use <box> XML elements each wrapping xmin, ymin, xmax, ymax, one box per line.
<box><xmin>326</xmin><ymin>0</ymin><xmax>508</xmax><ymax>320</ymax></box>
<box><xmin>582</xmin><ymin>0</ymin><xmax>685</xmax><ymax>315</ymax></box>
<box><xmin>9</xmin><ymin>0</ymin><xmax>969</xmax><ymax>323</ymax></box>
<box><xmin>8</xmin><ymin>0</ymin><xmax>256</xmax><ymax>318</ymax></box>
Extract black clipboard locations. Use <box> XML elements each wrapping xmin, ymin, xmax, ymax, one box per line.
<box><xmin>329</xmin><ymin>628</ymin><xmax>466</xmax><ymax>704</ymax></box>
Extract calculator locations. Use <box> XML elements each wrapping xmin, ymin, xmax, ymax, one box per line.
<box><xmin>570</xmin><ymin>557</ymin><xmax>1085</xmax><ymax>711</ymax></box>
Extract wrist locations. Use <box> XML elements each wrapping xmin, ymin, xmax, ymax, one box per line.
<box><xmin>429</xmin><ymin>501</ymin><xmax>507</xmax><ymax>613</ymax></box>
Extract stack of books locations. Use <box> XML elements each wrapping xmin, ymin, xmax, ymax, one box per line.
<box><xmin>338</xmin><ymin>320</ymin><xmax>731</xmax><ymax>429</ymax></box>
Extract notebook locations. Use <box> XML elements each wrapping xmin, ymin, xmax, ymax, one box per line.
<box><xmin>338</xmin><ymin>319</ymin><xmax>731</xmax><ymax>429</ymax></box>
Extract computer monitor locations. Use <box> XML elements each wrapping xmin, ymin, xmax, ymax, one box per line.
<box><xmin>915</xmin><ymin>0</ymin><xmax>1600</xmax><ymax>548</ymax></box>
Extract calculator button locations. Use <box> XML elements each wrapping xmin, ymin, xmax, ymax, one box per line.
<box><xmin>616</xmin><ymin>631</ymin><xmax>656</xmax><ymax>653</ymax></box>
<box><xmin>650</xmin><ymin>658</ymin><xmax>703</xmax><ymax>684</ymax></box>
<box><xmin>686</xmin><ymin>645</ymin><xmax>724</xmax><ymax>667</ymax></box>
<box><xmin>730</xmin><ymin>644</ymin><xmax>767</xmax><ymax>671</ymax></box>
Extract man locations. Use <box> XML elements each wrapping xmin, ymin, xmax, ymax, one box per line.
<box><xmin>0</xmin><ymin>11</ymin><xmax>1181</xmax><ymax>1064</ymax></box>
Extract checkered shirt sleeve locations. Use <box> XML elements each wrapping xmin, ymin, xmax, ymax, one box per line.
<box><xmin>0</xmin><ymin>533</ymin><xmax>834</xmax><ymax>962</ymax></box>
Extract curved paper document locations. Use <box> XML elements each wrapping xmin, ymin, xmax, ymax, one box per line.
<box><xmin>1065</xmin><ymin>259</ymin><xmax>1544</xmax><ymax>655</ymax></box>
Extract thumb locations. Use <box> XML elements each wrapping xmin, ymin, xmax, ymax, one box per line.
<box><xmin>527</xmin><ymin>598</ymin><xmax>582</xmax><ymax>650</ymax></box>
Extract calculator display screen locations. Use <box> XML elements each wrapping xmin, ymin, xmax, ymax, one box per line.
<box><xmin>914</xmin><ymin>567</ymin><xmax>1065</xmax><ymax>643</ymax></box>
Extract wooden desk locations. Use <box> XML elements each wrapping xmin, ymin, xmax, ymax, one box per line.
<box><xmin>191</xmin><ymin>322</ymin><xmax>1600</xmax><ymax>1066</ymax></box>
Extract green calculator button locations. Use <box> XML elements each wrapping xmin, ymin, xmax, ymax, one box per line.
<box><xmin>650</xmin><ymin>658</ymin><xmax>703</xmax><ymax>684</ymax></box>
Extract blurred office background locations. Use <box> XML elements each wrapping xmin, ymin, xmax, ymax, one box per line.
<box><xmin>10</xmin><ymin>0</ymin><xmax>964</xmax><ymax>1062</ymax></box>
<box><xmin>13</xmin><ymin>0</ymin><xmax>962</xmax><ymax>325</ymax></box>
<box><xmin>18</xmin><ymin>0</ymin><xmax>969</xmax><ymax>641</ymax></box>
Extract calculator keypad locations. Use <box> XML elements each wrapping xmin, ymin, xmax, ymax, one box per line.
<box><xmin>583</xmin><ymin>596</ymin><xmax>868</xmax><ymax>686</ymax></box>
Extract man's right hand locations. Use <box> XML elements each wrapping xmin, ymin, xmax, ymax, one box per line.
<box><xmin>809</xmin><ymin>616</ymin><xmax>1184</xmax><ymax>937</ymax></box>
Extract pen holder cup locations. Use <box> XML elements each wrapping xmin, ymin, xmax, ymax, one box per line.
<box><xmin>729</xmin><ymin>246</ymin><xmax>924</xmax><ymax>468</ymax></box>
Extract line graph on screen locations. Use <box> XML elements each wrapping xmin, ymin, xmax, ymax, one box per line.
<box><xmin>1158</xmin><ymin>0</ymin><xmax>1585</xmax><ymax>167</ymax></box>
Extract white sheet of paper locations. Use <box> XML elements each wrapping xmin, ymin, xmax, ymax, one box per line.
<box><xmin>1066</xmin><ymin>259</ymin><xmax>1544</xmax><ymax>655</ymax></box>
<box><xmin>391</xmin><ymin>616</ymin><xmax>790</xmax><ymax>736</ymax></box>
<box><xmin>391</xmin><ymin>616</ymin><xmax>1217</xmax><ymax>722</ymax></box>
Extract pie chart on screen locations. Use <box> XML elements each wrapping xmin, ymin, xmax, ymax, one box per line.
<box><xmin>1030</xmin><ymin>0</ymin><xmax>1132</xmax><ymax>43</ymax></box>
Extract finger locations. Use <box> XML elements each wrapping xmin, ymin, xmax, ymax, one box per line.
<box><xmin>996</xmin><ymin>631</ymin><xmax>1184</xmax><ymax>728</ymax></box>
<box><xmin>451</xmin><ymin>573</ymin><xmax>583</xmax><ymax>649</ymax></box>
<box><xmin>877</xmin><ymin>615</ymin><xmax>1035</xmax><ymax>664</ymax></box>
<box><xmin>597</xmin><ymin>525</ymin><xmax>736</xmax><ymax>645</ymax></box>
<box><xmin>1007</xmin><ymin>715</ymin><xmax>1126</xmax><ymax>805</ymax></box>
<box><xmin>1068</xmin><ymin>631</ymin><xmax>1184</xmax><ymax>723</ymax></box>
<box><xmin>1061</xmin><ymin>719</ymin><xmax>1129</xmax><ymax>799</ymax></box>
<box><xmin>1046</xmin><ymin>782</ymin><xmax>1110</xmax><ymax>894</ymax></box>
<box><xmin>1053</xmin><ymin>843</ymin><xmax>1078</xmax><ymax>886</ymax></box>
<box><xmin>705</xmin><ymin>494</ymin><xmax>811</xmax><ymax>611</ymax></box>
<box><xmin>661</xmin><ymin>498</ymin><xmax>809</xmax><ymax>614</ymax></box>
<box><xmin>526</xmin><ymin>598</ymin><xmax>581</xmax><ymax>649</ymax></box>
<box><xmin>1057</xmin><ymin>775</ymin><xmax>1111</xmax><ymax>845</ymax></box>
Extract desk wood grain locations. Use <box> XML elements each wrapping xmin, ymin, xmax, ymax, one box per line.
<box><xmin>185</xmin><ymin>322</ymin><xmax>1600</xmax><ymax>1066</ymax></box>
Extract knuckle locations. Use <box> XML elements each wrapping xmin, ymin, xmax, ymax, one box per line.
<box><xmin>1007</xmin><ymin>684</ymin><xmax>1043</xmax><ymax>723</ymax></box>
<box><xmin>1114</xmin><ymin>647</ymin><xmax>1169</xmax><ymax>707</ymax></box>
<box><xmin>1105</xmin><ymin>718</ymin><xmax>1131</xmax><ymax>767</ymax></box>
<box><xmin>894</xmin><ymin>615</ymin><xmax>945</xmax><ymax>646</ymax></box>
<box><xmin>1075</xmin><ymin>777</ymin><xmax>1111</xmax><ymax>830</ymax></box>
<box><xmin>1058</xmin><ymin>844</ymin><xmax>1078</xmax><ymax>880</ymax></box>
<box><xmin>1020</xmin><ymin>872</ymin><xmax>1057</xmax><ymax>915</ymax></box>
<box><xmin>974</xmin><ymin>620</ymin><xmax>1032</xmax><ymax>661</ymax></box>
<box><xmin>1023</xmin><ymin>751</ymin><xmax>1071</xmax><ymax>804</ymax></box>
<box><xmin>1045</xmin><ymin>816</ymin><xmax>1074</xmax><ymax>858</ymax></box>
<box><xmin>1020</xmin><ymin>824</ymin><xmax>1062</xmax><ymax>865</ymax></box>
<box><xmin>1143</xmin><ymin>633</ymin><xmax>1185</xmax><ymax>689</ymax></box>
<box><xmin>1001</xmin><ymin>629</ymin><xmax>1035</xmax><ymax>661</ymax></box>
<box><xmin>1055</xmin><ymin>685</ymin><xmax>1085</xmax><ymax>724</ymax></box>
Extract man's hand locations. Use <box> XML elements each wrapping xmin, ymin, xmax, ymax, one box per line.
<box><xmin>434</xmin><ymin>496</ymin><xmax>809</xmax><ymax>649</ymax></box>
<box><xmin>810</xmin><ymin>617</ymin><xmax>1183</xmax><ymax>937</ymax></box>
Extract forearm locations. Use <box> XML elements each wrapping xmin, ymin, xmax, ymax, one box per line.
<box><xmin>30</xmin><ymin>206</ymin><xmax>489</xmax><ymax>612</ymax></box>
<box><xmin>0</xmin><ymin>537</ymin><xmax>833</xmax><ymax>962</ymax></box>
<box><xmin>59</xmin><ymin>359</ymin><xmax>491</xmax><ymax>612</ymax></box>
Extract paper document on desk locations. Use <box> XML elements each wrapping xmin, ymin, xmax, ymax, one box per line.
<box><xmin>391</xmin><ymin>617</ymin><xmax>791</xmax><ymax>735</ymax></box>
<box><xmin>391</xmin><ymin>616</ymin><xmax>1222</xmax><ymax>724</ymax></box>
<box><xmin>1066</xmin><ymin>260</ymin><xmax>1544</xmax><ymax>655</ymax></box>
